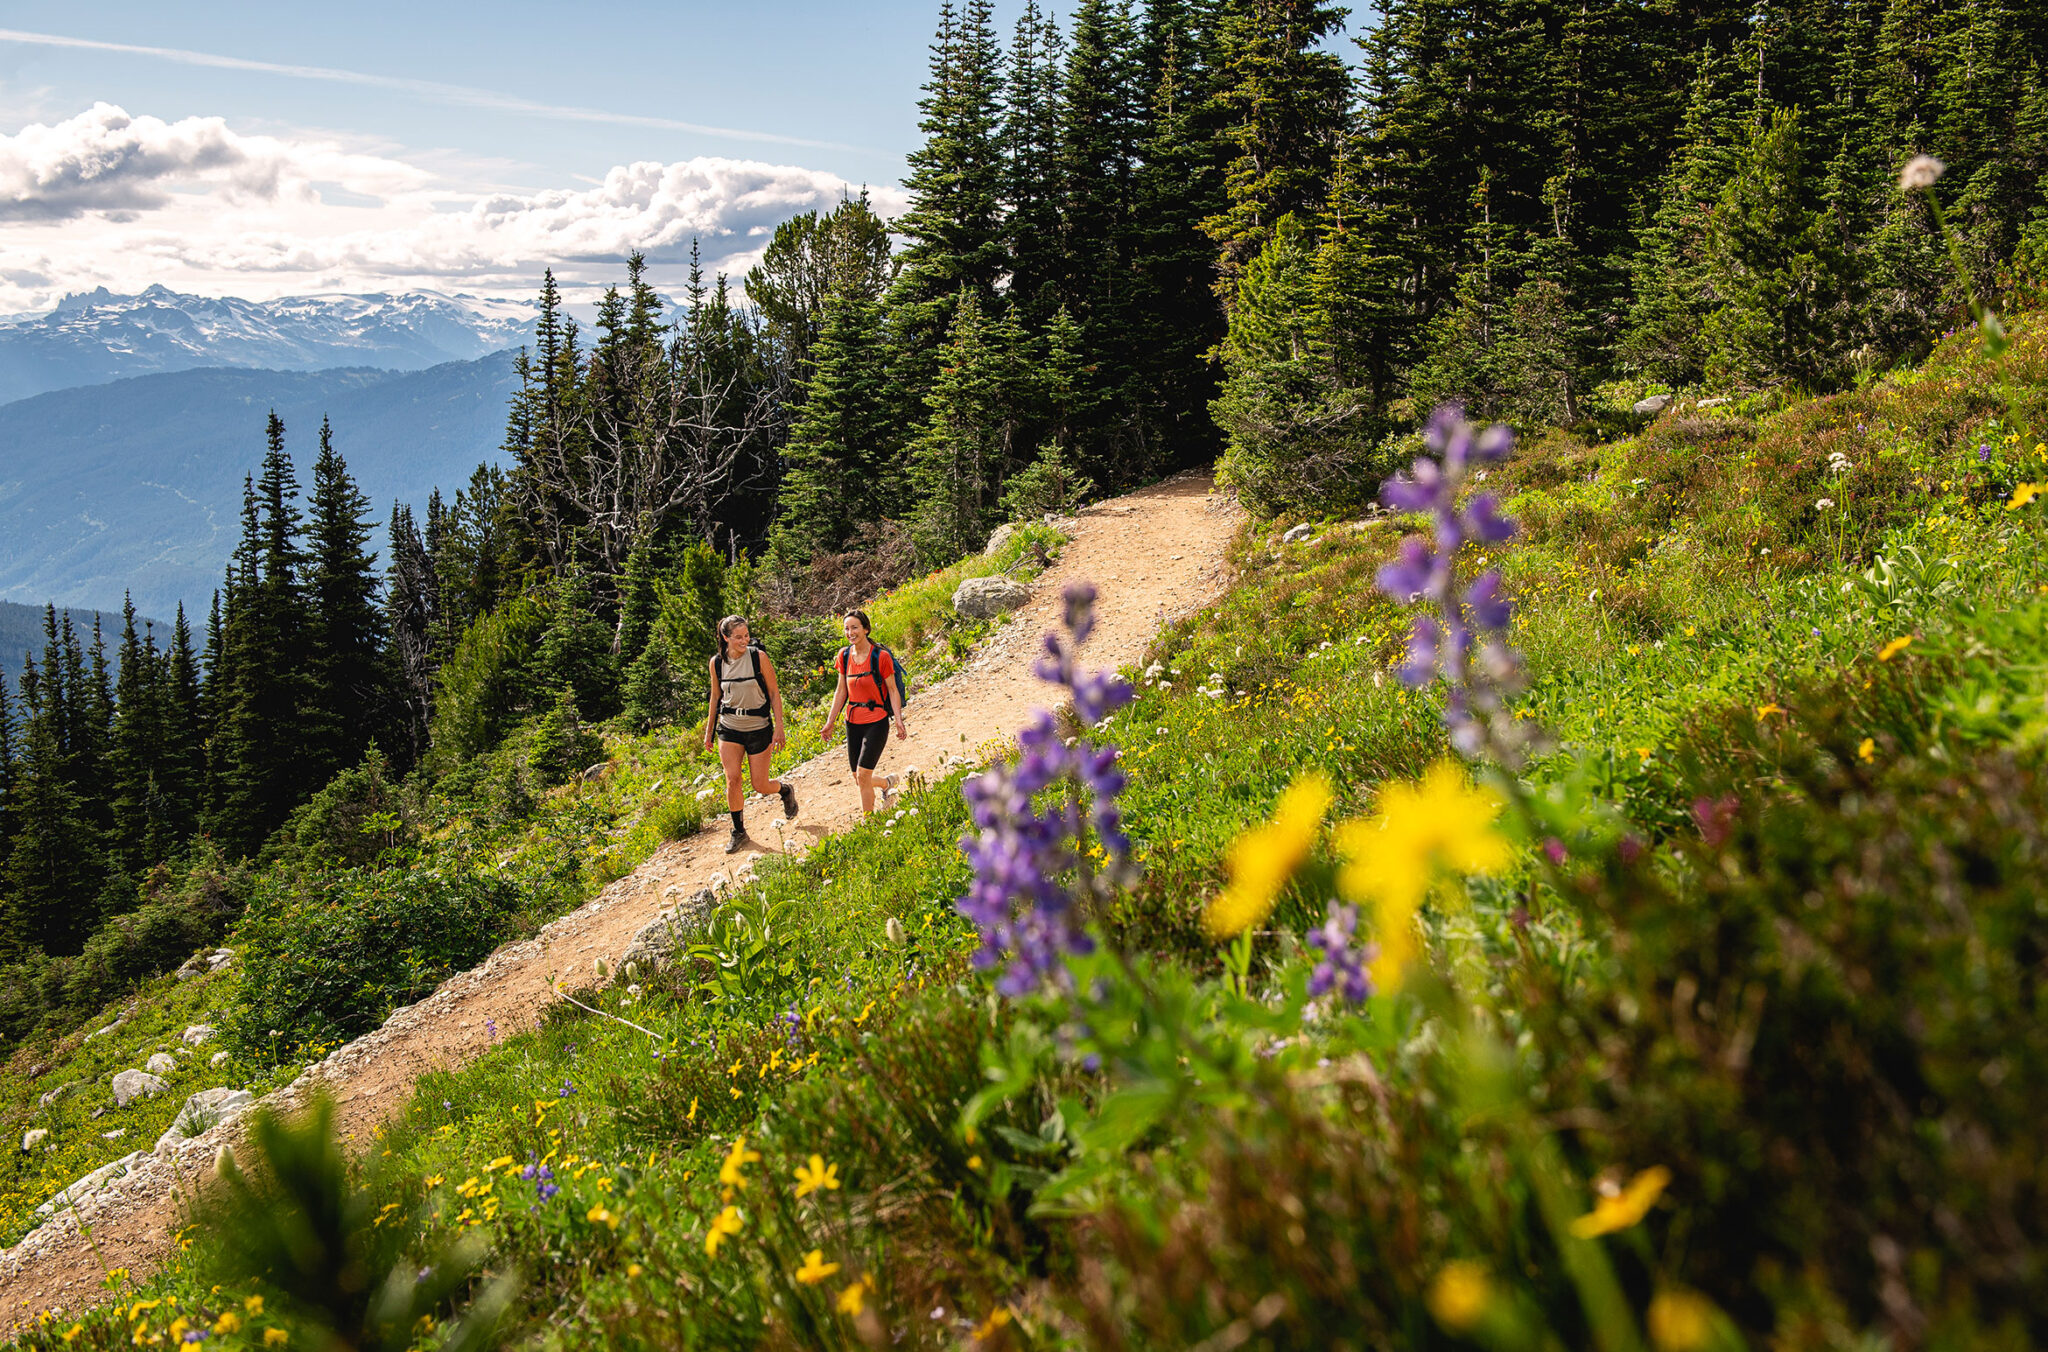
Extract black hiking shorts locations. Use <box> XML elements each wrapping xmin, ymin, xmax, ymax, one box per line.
<box><xmin>719</xmin><ymin>722</ymin><xmax>774</xmax><ymax>758</ymax></box>
<box><xmin>846</xmin><ymin>718</ymin><xmax>889</xmax><ymax>772</ymax></box>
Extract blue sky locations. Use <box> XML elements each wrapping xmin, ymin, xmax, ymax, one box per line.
<box><xmin>0</xmin><ymin>1</ymin><xmax>966</xmax><ymax>309</ymax></box>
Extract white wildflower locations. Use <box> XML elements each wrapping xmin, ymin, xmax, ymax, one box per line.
<box><xmin>1898</xmin><ymin>154</ymin><xmax>1945</xmax><ymax>191</ymax></box>
<box><xmin>1815</xmin><ymin>497</ymin><xmax>1834</xmax><ymax>510</ymax></box>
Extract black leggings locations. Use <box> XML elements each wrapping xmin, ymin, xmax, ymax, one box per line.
<box><xmin>846</xmin><ymin>718</ymin><xmax>889</xmax><ymax>772</ymax></box>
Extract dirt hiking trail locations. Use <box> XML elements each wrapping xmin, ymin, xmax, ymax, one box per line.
<box><xmin>1</xmin><ymin>471</ymin><xmax>1242</xmax><ymax>1325</ymax></box>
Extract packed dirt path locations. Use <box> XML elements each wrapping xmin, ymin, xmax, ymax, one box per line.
<box><xmin>0</xmin><ymin>470</ymin><xmax>1241</xmax><ymax>1327</ymax></box>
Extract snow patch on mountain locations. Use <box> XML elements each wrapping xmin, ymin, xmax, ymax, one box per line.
<box><xmin>0</xmin><ymin>286</ymin><xmax>535</xmax><ymax>404</ymax></box>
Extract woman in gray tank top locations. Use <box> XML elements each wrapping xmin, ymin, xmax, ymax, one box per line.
<box><xmin>703</xmin><ymin>615</ymin><xmax>798</xmax><ymax>852</ymax></box>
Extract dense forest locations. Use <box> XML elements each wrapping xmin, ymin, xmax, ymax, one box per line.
<box><xmin>2</xmin><ymin>0</ymin><xmax>2045</xmax><ymax>1029</ymax></box>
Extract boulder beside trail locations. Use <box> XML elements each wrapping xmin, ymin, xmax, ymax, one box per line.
<box><xmin>952</xmin><ymin>575</ymin><xmax>1032</xmax><ymax>619</ymax></box>
<box><xmin>1281</xmin><ymin>523</ymin><xmax>1315</xmax><ymax>544</ymax></box>
<box><xmin>154</xmin><ymin>1087</ymin><xmax>256</xmax><ymax>1156</ymax></box>
<box><xmin>1633</xmin><ymin>393</ymin><xmax>1674</xmax><ymax>416</ymax></box>
<box><xmin>985</xmin><ymin>522</ymin><xmax>1017</xmax><ymax>556</ymax></box>
<box><xmin>145</xmin><ymin>1053</ymin><xmax>177</xmax><ymax>1076</ymax></box>
<box><xmin>110</xmin><ymin>1069</ymin><xmax>168</xmax><ymax>1108</ymax></box>
<box><xmin>619</xmin><ymin>889</ymin><xmax>718</xmax><ymax>975</ymax></box>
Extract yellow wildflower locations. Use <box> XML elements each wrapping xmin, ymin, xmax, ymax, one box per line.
<box><xmin>485</xmin><ymin>1155</ymin><xmax>515</xmax><ymax>1173</ymax></box>
<box><xmin>686</xmin><ymin>1096</ymin><xmax>698</xmax><ymax>1124</ymax></box>
<box><xmin>1426</xmin><ymin>1260</ymin><xmax>1492</xmax><ymax>1332</ymax></box>
<box><xmin>213</xmin><ymin>1312</ymin><xmax>242</xmax><ymax>1335</ymax></box>
<box><xmin>1205</xmin><ymin>773</ymin><xmax>1333</xmax><ymax>939</ymax></box>
<box><xmin>704</xmin><ymin>1205</ymin><xmax>744</xmax><ymax>1257</ymax></box>
<box><xmin>1570</xmin><ymin>1165</ymin><xmax>1672</xmax><ymax>1237</ymax></box>
<box><xmin>1335</xmin><ymin>761</ymin><xmax>1509</xmax><ymax>989</ymax></box>
<box><xmin>1857</xmin><ymin>737</ymin><xmax>1875</xmax><ymax>763</ymax></box>
<box><xmin>719</xmin><ymin>1135</ymin><xmax>762</xmax><ymax>1190</ymax></box>
<box><xmin>835</xmin><ymin>1277</ymin><xmax>871</xmax><ymax>1316</ymax></box>
<box><xmin>586</xmin><ymin>1204</ymin><xmax>619</xmax><ymax>1231</ymax></box>
<box><xmin>62</xmin><ymin>1325</ymin><xmax>84</xmax><ymax>1344</ymax></box>
<box><xmin>2007</xmin><ymin>482</ymin><xmax>2043</xmax><ymax>510</ymax></box>
<box><xmin>795</xmin><ymin>1249</ymin><xmax>842</xmax><ymax>1285</ymax></box>
<box><xmin>1878</xmin><ymin>636</ymin><xmax>1914</xmax><ymax>661</ymax></box>
<box><xmin>1648</xmin><ymin>1290</ymin><xmax>1718</xmax><ymax>1351</ymax></box>
<box><xmin>1754</xmin><ymin>703</ymin><xmax>1784</xmax><ymax>719</ymax></box>
<box><xmin>793</xmin><ymin>1155</ymin><xmax>841</xmax><ymax>1198</ymax></box>
<box><xmin>626</xmin><ymin>1263</ymin><xmax>643</xmax><ymax>1278</ymax></box>
<box><xmin>265</xmin><ymin>1328</ymin><xmax>290</xmax><ymax>1347</ymax></box>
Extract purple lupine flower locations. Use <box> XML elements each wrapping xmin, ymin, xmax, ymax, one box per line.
<box><xmin>1376</xmin><ymin>405</ymin><xmax>1533</xmax><ymax>764</ymax></box>
<box><xmin>560</xmin><ymin>1080</ymin><xmax>575</xmax><ymax>1098</ymax></box>
<box><xmin>1978</xmin><ymin>444</ymin><xmax>1992</xmax><ymax>462</ymax></box>
<box><xmin>535</xmin><ymin>1165</ymin><xmax>558</xmax><ymax>1203</ymax></box>
<box><xmin>781</xmin><ymin>1007</ymin><xmax>804</xmax><ymax>1051</ymax></box>
<box><xmin>958</xmin><ymin>583</ymin><xmax>1136</xmax><ymax>996</ymax></box>
<box><xmin>1306</xmin><ymin>903</ymin><xmax>1376</xmax><ymax>1004</ymax></box>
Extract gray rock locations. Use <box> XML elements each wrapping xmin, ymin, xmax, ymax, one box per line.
<box><xmin>1633</xmin><ymin>393</ymin><xmax>1673</xmax><ymax>416</ymax></box>
<box><xmin>35</xmin><ymin>1151</ymin><xmax>145</xmax><ymax>1219</ymax></box>
<box><xmin>21</xmin><ymin>1128</ymin><xmax>47</xmax><ymax>1152</ymax></box>
<box><xmin>1697</xmin><ymin>395</ymin><xmax>1730</xmax><ymax>408</ymax></box>
<box><xmin>210</xmin><ymin>1050</ymin><xmax>231</xmax><ymax>1067</ymax></box>
<box><xmin>984</xmin><ymin>522</ymin><xmax>1017</xmax><ymax>556</ymax></box>
<box><xmin>618</xmin><ymin>889</ymin><xmax>717</xmax><ymax>975</ymax></box>
<box><xmin>181</xmin><ymin>1024</ymin><xmax>216</xmax><ymax>1046</ymax></box>
<box><xmin>101</xmin><ymin>1129</ymin><xmax>126</xmax><ymax>1140</ymax></box>
<box><xmin>83</xmin><ymin>1020</ymin><xmax>123</xmax><ymax>1042</ymax></box>
<box><xmin>154</xmin><ymin>1088</ymin><xmax>256</xmax><ymax>1156</ymax></box>
<box><xmin>37</xmin><ymin>1083</ymin><xmax>76</xmax><ymax>1109</ymax></box>
<box><xmin>110</xmin><ymin>1069</ymin><xmax>169</xmax><ymax>1108</ymax></box>
<box><xmin>951</xmin><ymin>575</ymin><xmax>1033</xmax><ymax>619</ymax></box>
<box><xmin>206</xmin><ymin>947</ymin><xmax>235</xmax><ymax>971</ymax></box>
<box><xmin>145</xmin><ymin>1053</ymin><xmax>177</xmax><ymax>1076</ymax></box>
<box><xmin>1281</xmin><ymin>523</ymin><xmax>1315</xmax><ymax>544</ymax></box>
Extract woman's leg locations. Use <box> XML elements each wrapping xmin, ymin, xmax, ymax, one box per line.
<box><xmin>746</xmin><ymin>749</ymin><xmax>781</xmax><ymax>798</ymax></box>
<box><xmin>720</xmin><ymin>739</ymin><xmax>747</xmax><ymax>812</ymax></box>
<box><xmin>851</xmin><ymin>722</ymin><xmax>889</xmax><ymax>814</ymax></box>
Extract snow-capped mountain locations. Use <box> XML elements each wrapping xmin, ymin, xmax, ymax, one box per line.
<box><xmin>0</xmin><ymin>286</ymin><xmax>535</xmax><ymax>404</ymax></box>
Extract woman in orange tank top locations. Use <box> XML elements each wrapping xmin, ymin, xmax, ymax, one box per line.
<box><xmin>819</xmin><ymin>609</ymin><xmax>908</xmax><ymax>815</ymax></box>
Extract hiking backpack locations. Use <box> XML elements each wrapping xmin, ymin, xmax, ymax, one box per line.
<box><xmin>838</xmin><ymin>644</ymin><xmax>910</xmax><ymax>713</ymax></box>
<box><xmin>716</xmin><ymin>640</ymin><xmax>772</xmax><ymax>719</ymax></box>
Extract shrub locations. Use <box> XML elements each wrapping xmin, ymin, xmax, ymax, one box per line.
<box><xmin>429</xmin><ymin>594</ymin><xmax>546</xmax><ymax>766</ymax></box>
<box><xmin>284</xmin><ymin>745</ymin><xmax>415</xmax><ymax>868</ymax></box>
<box><xmin>223</xmin><ymin>864</ymin><xmax>524</xmax><ymax>1055</ymax></box>
<box><xmin>526</xmin><ymin>685</ymin><xmax>605</xmax><ymax>789</ymax></box>
<box><xmin>645</xmin><ymin>794</ymin><xmax>702</xmax><ymax>843</ymax></box>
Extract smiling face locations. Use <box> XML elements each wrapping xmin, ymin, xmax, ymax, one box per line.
<box><xmin>723</xmin><ymin>620</ymin><xmax>751</xmax><ymax>654</ymax></box>
<box><xmin>842</xmin><ymin>614</ymin><xmax>868</xmax><ymax>645</ymax></box>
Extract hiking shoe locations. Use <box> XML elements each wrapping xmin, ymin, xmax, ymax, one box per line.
<box><xmin>779</xmin><ymin>782</ymin><xmax>799</xmax><ymax>819</ymax></box>
<box><xmin>725</xmin><ymin>825</ymin><xmax>750</xmax><ymax>854</ymax></box>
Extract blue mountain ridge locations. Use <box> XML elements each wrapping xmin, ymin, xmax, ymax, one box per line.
<box><xmin>0</xmin><ymin>353</ymin><xmax>521</xmax><ymax>619</ymax></box>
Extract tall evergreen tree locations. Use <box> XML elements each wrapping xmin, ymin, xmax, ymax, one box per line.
<box><xmin>770</xmin><ymin>283</ymin><xmax>899</xmax><ymax>564</ymax></box>
<box><xmin>212</xmin><ymin>412</ymin><xmax>316</xmax><ymax>850</ymax></box>
<box><xmin>303</xmin><ymin>417</ymin><xmax>392</xmax><ymax>789</ymax></box>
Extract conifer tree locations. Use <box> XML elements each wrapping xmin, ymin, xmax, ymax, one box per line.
<box><xmin>746</xmin><ymin>195</ymin><xmax>896</xmax><ymax>389</ymax></box>
<box><xmin>212</xmin><ymin>412</ymin><xmax>317</xmax><ymax>850</ymax></box>
<box><xmin>909</xmin><ymin>291</ymin><xmax>1026</xmax><ymax>560</ymax></box>
<box><xmin>109</xmin><ymin>596</ymin><xmax>170</xmax><ymax>868</ymax></box>
<box><xmin>303</xmin><ymin>417</ymin><xmax>392</xmax><ymax>789</ymax></box>
<box><xmin>1003</xmin><ymin>0</ymin><xmax>1070</xmax><ymax>327</ymax></box>
<box><xmin>887</xmin><ymin>0</ymin><xmax>1010</xmax><ymax>398</ymax></box>
<box><xmin>1202</xmin><ymin>0</ymin><xmax>1350</xmax><ymax>301</ymax></box>
<box><xmin>385</xmin><ymin>503</ymin><xmax>440</xmax><ymax>770</ymax></box>
<box><xmin>771</xmin><ymin>283</ymin><xmax>898</xmax><ymax>564</ymax></box>
<box><xmin>161</xmin><ymin>603</ymin><xmax>204</xmax><ymax>845</ymax></box>
<box><xmin>3</xmin><ymin>652</ymin><xmax>103</xmax><ymax>955</ymax></box>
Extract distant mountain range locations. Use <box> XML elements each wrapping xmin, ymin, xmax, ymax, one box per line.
<box><xmin>0</xmin><ymin>286</ymin><xmax>535</xmax><ymax>404</ymax></box>
<box><xmin>0</xmin><ymin>600</ymin><xmax>139</xmax><ymax>693</ymax></box>
<box><xmin>0</xmin><ymin>354</ymin><xmax>521</xmax><ymax>619</ymax></box>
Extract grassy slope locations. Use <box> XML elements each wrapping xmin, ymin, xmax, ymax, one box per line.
<box><xmin>10</xmin><ymin>323</ymin><xmax>2048</xmax><ymax>1347</ymax></box>
<box><xmin>0</xmin><ymin>526</ymin><xmax>1069</xmax><ymax>1250</ymax></box>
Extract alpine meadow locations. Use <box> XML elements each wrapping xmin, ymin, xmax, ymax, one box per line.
<box><xmin>2</xmin><ymin>2</ymin><xmax>2047</xmax><ymax>1350</ymax></box>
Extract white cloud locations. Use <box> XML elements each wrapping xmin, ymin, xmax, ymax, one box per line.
<box><xmin>0</xmin><ymin>103</ymin><xmax>905</xmax><ymax>311</ymax></box>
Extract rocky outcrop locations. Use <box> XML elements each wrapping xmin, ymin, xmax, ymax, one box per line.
<box><xmin>1633</xmin><ymin>393</ymin><xmax>1673</xmax><ymax>416</ymax></box>
<box><xmin>985</xmin><ymin>522</ymin><xmax>1017</xmax><ymax>556</ymax></box>
<box><xmin>144</xmin><ymin>1053</ymin><xmax>176</xmax><ymax>1076</ymax></box>
<box><xmin>180</xmin><ymin>1025</ymin><xmax>216</xmax><ymax>1046</ymax></box>
<box><xmin>154</xmin><ymin>1089</ymin><xmax>255</xmax><ymax>1156</ymax></box>
<box><xmin>619</xmin><ymin>888</ymin><xmax>718</xmax><ymax>975</ymax></box>
<box><xmin>109</xmin><ymin>1070</ymin><xmax>168</xmax><ymax>1108</ymax></box>
<box><xmin>952</xmin><ymin>575</ymin><xmax>1032</xmax><ymax>619</ymax></box>
<box><xmin>34</xmin><ymin>1152</ymin><xmax>145</xmax><ymax>1220</ymax></box>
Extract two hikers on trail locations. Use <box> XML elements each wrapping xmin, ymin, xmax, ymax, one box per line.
<box><xmin>706</xmin><ymin>608</ymin><xmax>910</xmax><ymax>853</ymax></box>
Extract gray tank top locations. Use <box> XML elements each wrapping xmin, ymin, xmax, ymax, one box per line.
<box><xmin>716</xmin><ymin>650</ymin><xmax>772</xmax><ymax>732</ymax></box>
